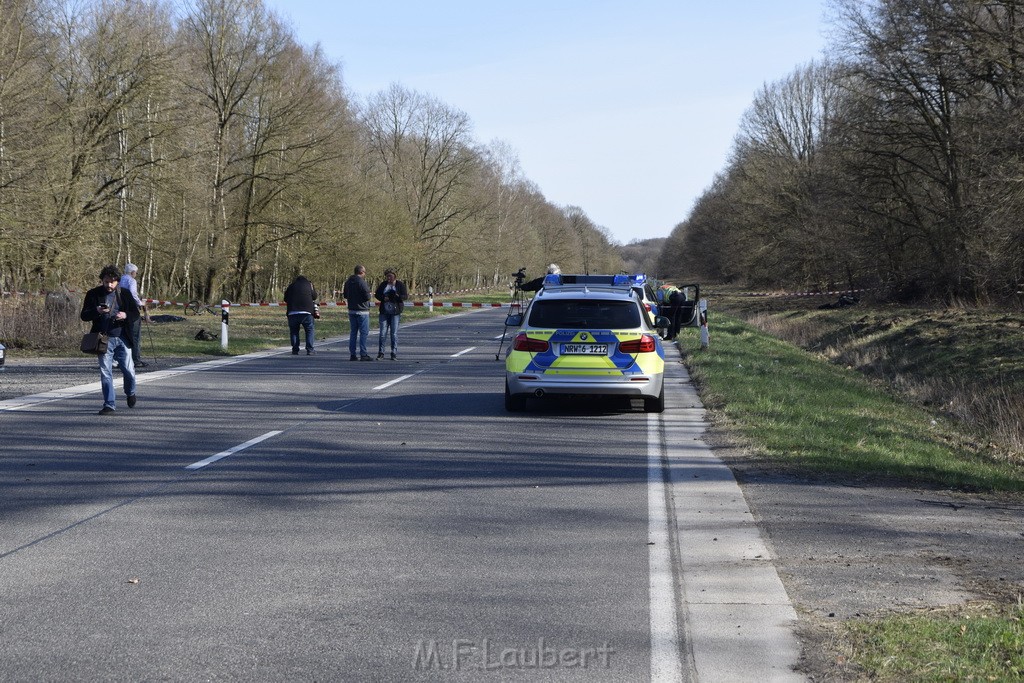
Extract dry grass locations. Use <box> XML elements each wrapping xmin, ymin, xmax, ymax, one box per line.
<box><xmin>714</xmin><ymin>288</ymin><xmax>1024</xmax><ymax>463</ymax></box>
<box><xmin>0</xmin><ymin>293</ymin><xmax>84</xmax><ymax>351</ymax></box>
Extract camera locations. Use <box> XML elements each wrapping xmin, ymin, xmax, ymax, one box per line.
<box><xmin>512</xmin><ymin>267</ymin><xmax>526</xmax><ymax>282</ymax></box>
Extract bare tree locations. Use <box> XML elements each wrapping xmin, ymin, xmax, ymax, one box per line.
<box><xmin>0</xmin><ymin>0</ymin><xmax>47</xmax><ymax>289</ymax></box>
<box><xmin>180</xmin><ymin>0</ymin><xmax>285</xmax><ymax>300</ymax></box>
<box><xmin>361</xmin><ymin>83</ymin><xmax>485</xmax><ymax>291</ymax></box>
<box><xmin>12</xmin><ymin>0</ymin><xmax>176</xmax><ymax>286</ymax></box>
<box><xmin>834</xmin><ymin>0</ymin><xmax>981</xmax><ymax>298</ymax></box>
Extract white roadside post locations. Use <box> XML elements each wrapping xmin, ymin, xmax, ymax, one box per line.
<box><xmin>699</xmin><ymin>299</ymin><xmax>710</xmax><ymax>349</ymax></box>
<box><xmin>220</xmin><ymin>300</ymin><xmax>230</xmax><ymax>349</ymax></box>
<box><xmin>427</xmin><ymin>286</ymin><xmax>434</xmax><ymax>313</ymax></box>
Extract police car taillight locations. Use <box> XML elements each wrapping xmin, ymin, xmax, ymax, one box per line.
<box><xmin>513</xmin><ymin>332</ymin><xmax>549</xmax><ymax>353</ymax></box>
<box><xmin>618</xmin><ymin>335</ymin><xmax>656</xmax><ymax>353</ymax></box>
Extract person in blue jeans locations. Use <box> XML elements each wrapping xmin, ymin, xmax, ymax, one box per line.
<box><xmin>80</xmin><ymin>265</ymin><xmax>139</xmax><ymax>414</ymax></box>
<box><xmin>284</xmin><ymin>274</ymin><xmax>318</xmax><ymax>355</ymax></box>
<box><xmin>343</xmin><ymin>264</ymin><xmax>372</xmax><ymax>360</ymax></box>
<box><xmin>374</xmin><ymin>268</ymin><xmax>408</xmax><ymax>360</ymax></box>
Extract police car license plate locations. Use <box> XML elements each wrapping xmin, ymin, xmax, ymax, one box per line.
<box><xmin>561</xmin><ymin>343</ymin><xmax>608</xmax><ymax>355</ymax></box>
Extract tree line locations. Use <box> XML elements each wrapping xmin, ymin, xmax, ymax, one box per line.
<box><xmin>0</xmin><ymin>0</ymin><xmax>622</xmax><ymax>302</ymax></box>
<box><xmin>659</xmin><ymin>0</ymin><xmax>1024</xmax><ymax>303</ymax></box>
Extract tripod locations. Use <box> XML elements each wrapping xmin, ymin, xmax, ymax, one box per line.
<box><xmin>495</xmin><ymin>269</ymin><xmax>529</xmax><ymax>360</ymax></box>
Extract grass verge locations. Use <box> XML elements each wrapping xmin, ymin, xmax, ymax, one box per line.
<box><xmin>842</xmin><ymin>602</ymin><xmax>1024</xmax><ymax>682</ymax></box>
<box><xmin>675</xmin><ymin>306</ymin><xmax>1024</xmax><ymax>680</ymax></box>
<box><xmin>676</xmin><ymin>313</ymin><xmax>1024</xmax><ymax>493</ymax></box>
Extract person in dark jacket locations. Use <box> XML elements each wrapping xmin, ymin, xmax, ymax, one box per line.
<box><xmin>119</xmin><ymin>262</ymin><xmax>150</xmax><ymax>367</ymax></box>
<box><xmin>520</xmin><ymin>264</ymin><xmax>560</xmax><ymax>292</ymax></box>
<box><xmin>667</xmin><ymin>288</ymin><xmax>687</xmax><ymax>340</ymax></box>
<box><xmin>374</xmin><ymin>269</ymin><xmax>409</xmax><ymax>360</ymax></box>
<box><xmin>80</xmin><ymin>264</ymin><xmax>139</xmax><ymax>414</ymax></box>
<box><xmin>343</xmin><ymin>265</ymin><xmax>372</xmax><ymax>360</ymax></box>
<box><xmin>284</xmin><ymin>275</ymin><xmax>318</xmax><ymax>355</ymax></box>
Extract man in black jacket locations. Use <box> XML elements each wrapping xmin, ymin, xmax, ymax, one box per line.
<box><xmin>520</xmin><ymin>264</ymin><xmax>560</xmax><ymax>292</ymax></box>
<box><xmin>343</xmin><ymin>265</ymin><xmax>372</xmax><ymax>361</ymax></box>
<box><xmin>284</xmin><ymin>275</ymin><xmax>318</xmax><ymax>355</ymax></box>
<box><xmin>80</xmin><ymin>265</ymin><xmax>139</xmax><ymax>414</ymax></box>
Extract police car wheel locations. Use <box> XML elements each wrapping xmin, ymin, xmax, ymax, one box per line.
<box><xmin>505</xmin><ymin>380</ymin><xmax>526</xmax><ymax>412</ymax></box>
<box><xmin>644</xmin><ymin>385</ymin><xmax>665</xmax><ymax>413</ymax></box>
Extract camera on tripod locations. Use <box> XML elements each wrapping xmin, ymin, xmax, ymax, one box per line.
<box><xmin>511</xmin><ymin>268</ymin><xmax>527</xmax><ymax>289</ymax></box>
<box><xmin>498</xmin><ymin>268</ymin><xmax>528</xmax><ymax>358</ymax></box>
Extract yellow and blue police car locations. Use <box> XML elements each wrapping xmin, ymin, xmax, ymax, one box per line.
<box><xmin>503</xmin><ymin>274</ymin><xmax>671</xmax><ymax>413</ymax></box>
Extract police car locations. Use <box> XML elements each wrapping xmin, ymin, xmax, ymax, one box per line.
<box><xmin>630</xmin><ymin>274</ymin><xmax>660</xmax><ymax>318</ymax></box>
<box><xmin>503</xmin><ymin>274</ymin><xmax>671</xmax><ymax>413</ymax></box>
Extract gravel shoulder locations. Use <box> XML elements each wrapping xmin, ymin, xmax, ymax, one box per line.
<box><xmin>0</xmin><ymin>355</ymin><xmax>208</xmax><ymax>401</ymax></box>
<box><xmin>707</xmin><ymin>427</ymin><xmax>1024</xmax><ymax>680</ymax></box>
<box><xmin>4</xmin><ymin>355</ymin><xmax>1023</xmax><ymax>680</ymax></box>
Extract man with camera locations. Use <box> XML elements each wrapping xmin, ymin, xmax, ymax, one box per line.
<box><xmin>80</xmin><ymin>265</ymin><xmax>139</xmax><ymax>414</ymax></box>
<box><xmin>519</xmin><ymin>264</ymin><xmax>560</xmax><ymax>292</ymax></box>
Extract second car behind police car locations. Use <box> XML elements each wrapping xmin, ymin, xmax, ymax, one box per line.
<box><xmin>503</xmin><ymin>273</ymin><xmax>671</xmax><ymax>413</ymax></box>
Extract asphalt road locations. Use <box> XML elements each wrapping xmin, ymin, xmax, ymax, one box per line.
<box><xmin>0</xmin><ymin>309</ymin><xmax>801</xmax><ymax>682</ymax></box>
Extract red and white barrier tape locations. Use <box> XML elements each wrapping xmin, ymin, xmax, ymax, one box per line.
<box><xmin>143</xmin><ymin>298</ymin><xmax>509</xmax><ymax>309</ymax></box>
<box><xmin>739</xmin><ymin>288</ymin><xmax>869</xmax><ymax>298</ymax></box>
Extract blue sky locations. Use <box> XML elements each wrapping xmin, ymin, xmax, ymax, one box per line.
<box><xmin>263</xmin><ymin>1</ymin><xmax>829</xmax><ymax>244</ymax></box>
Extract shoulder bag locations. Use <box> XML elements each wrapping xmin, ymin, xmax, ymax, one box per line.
<box><xmin>80</xmin><ymin>332</ymin><xmax>109</xmax><ymax>354</ymax></box>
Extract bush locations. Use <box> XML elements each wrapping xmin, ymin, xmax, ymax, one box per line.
<box><xmin>0</xmin><ymin>293</ymin><xmax>84</xmax><ymax>350</ymax></box>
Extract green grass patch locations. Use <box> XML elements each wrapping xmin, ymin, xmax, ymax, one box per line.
<box><xmin>843</xmin><ymin>603</ymin><xmax>1024</xmax><ymax>682</ymax></box>
<box><xmin>676</xmin><ymin>314</ymin><xmax>1024</xmax><ymax>492</ymax></box>
<box><xmin>143</xmin><ymin>299</ymin><xmax>504</xmax><ymax>358</ymax></box>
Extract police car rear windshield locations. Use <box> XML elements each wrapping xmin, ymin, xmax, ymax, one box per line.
<box><xmin>527</xmin><ymin>300</ymin><xmax>641</xmax><ymax>329</ymax></box>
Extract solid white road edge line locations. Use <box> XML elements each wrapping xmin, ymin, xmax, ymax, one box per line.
<box><xmin>186</xmin><ymin>430</ymin><xmax>283</xmax><ymax>470</ymax></box>
<box><xmin>451</xmin><ymin>347</ymin><xmax>475</xmax><ymax>357</ymax></box>
<box><xmin>648</xmin><ymin>412</ymin><xmax>683</xmax><ymax>681</ymax></box>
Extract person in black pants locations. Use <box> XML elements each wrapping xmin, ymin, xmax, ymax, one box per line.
<box><xmin>284</xmin><ymin>275</ymin><xmax>318</xmax><ymax>355</ymax></box>
<box><xmin>119</xmin><ymin>263</ymin><xmax>150</xmax><ymax>367</ymax></box>
<box><xmin>667</xmin><ymin>289</ymin><xmax>686</xmax><ymax>340</ymax></box>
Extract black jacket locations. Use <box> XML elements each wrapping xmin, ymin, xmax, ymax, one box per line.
<box><xmin>374</xmin><ymin>279</ymin><xmax>409</xmax><ymax>315</ymax></box>
<box><xmin>343</xmin><ymin>274</ymin><xmax>372</xmax><ymax>312</ymax></box>
<box><xmin>284</xmin><ymin>276</ymin><xmax>318</xmax><ymax>314</ymax></box>
<box><xmin>80</xmin><ymin>285</ymin><xmax>140</xmax><ymax>346</ymax></box>
<box><xmin>520</xmin><ymin>276</ymin><xmax>545</xmax><ymax>292</ymax></box>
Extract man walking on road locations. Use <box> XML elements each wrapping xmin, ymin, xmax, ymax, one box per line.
<box><xmin>343</xmin><ymin>265</ymin><xmax>372</xmax><ymax>361</ymax></box>
<box><xmin>81</xmin><ymin>265</ymin><xmax>139</xmax><ymax>414</ymax></box>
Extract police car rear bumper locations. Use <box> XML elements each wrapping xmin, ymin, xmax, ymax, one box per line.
<box><xmin>506</xmin><ymin>372</ymin><xmax>663</xmax><ymax>398</ymax></box>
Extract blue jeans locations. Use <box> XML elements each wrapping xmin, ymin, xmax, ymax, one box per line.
<box><xmin>98</xmin><ymin>335</ymin><xmax>136</xmax><ymax>409</ymax></box>
<box><xmin>288</xmin><ymin>313</ymin><xmax>315</xmax><ymax>352</ymax></box>
<box><xmin>378</xmin><ymin>314</ymin><xmax>400</xmax><ymax>355</ymax></box>
<box><xmin>348</xmin><ymin>312</ymin><xmax>369</xmax><ymax>357</ymax></box>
